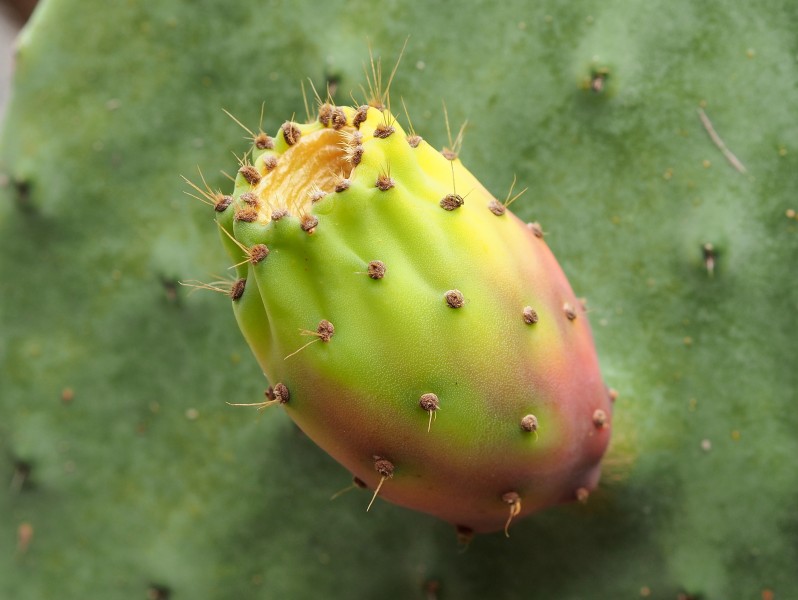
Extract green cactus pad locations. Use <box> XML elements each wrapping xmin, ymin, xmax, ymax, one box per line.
<box><xmin>2</xmin><ymin>0</ymin><xmax>797</xmax><ymax>598</ymax></box>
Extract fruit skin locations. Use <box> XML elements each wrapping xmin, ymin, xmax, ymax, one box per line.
<box><xmin>217</xmin><ymin>105</ymin><xmax>612</xmax><ymax>532</ymax></box>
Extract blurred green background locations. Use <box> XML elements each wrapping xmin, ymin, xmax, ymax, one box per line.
<box><xmin>1</xmin><ymin>1</ymin><xmax>797</xmax><ymax>598</ymax></box>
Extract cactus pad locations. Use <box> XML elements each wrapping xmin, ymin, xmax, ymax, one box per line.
<box><xmin>2</xmin><ymin>0</ymin><xmax>798</xmax><ymax>598</ymax></box>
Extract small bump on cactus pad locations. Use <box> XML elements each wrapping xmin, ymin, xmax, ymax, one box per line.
<box><xmin>204</xmin><ymin>99</ymin><xmax>612</xmax><ymax>534</ymax></box>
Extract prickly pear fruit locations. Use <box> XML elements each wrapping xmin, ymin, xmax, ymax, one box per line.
<box><xmin>208</xmin><ymin>100</ymin><xmax>612</xmax><ymax>534</ymax></box>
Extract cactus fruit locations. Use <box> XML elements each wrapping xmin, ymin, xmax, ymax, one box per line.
<box><xmin>211</xmin><ymin>99</ymin><xmax>612</xmax><ymax>534</ymax></box>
